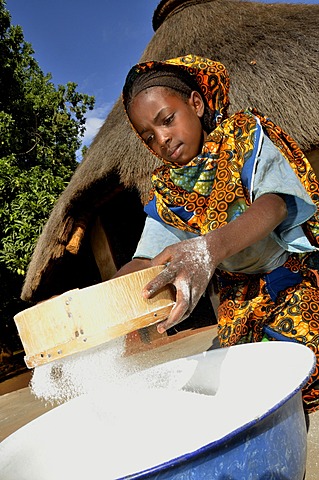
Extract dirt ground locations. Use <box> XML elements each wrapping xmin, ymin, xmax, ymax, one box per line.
<box><xmin>1</xmin><ymin>327</ymin><xmax>318</xmax><ymax>479</ymax></box>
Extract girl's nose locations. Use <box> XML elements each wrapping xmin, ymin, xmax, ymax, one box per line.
<box><xmin>157</xmin><ymin>130</ymin><xmax>170</xmax><ymax>149</ymax></box>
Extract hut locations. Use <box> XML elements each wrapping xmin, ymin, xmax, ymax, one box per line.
<box><xmin>21</xmin><ymin>0</ymin><xmax>319</xmax><ymax>335</ymax></box>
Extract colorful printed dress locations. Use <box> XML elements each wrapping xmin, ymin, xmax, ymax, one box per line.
<box><xmin>124</xmin><ymin>55</ymin><xmax>319</xmax><ymax>412</ymax></box>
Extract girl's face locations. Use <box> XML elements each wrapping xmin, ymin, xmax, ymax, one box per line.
<box><xmin>128</xmin><ymin>87</ymin><xmax>206</xmax><ymax>165</ymax></box>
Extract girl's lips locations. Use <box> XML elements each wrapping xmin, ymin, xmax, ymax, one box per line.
<box><xmin>169</xmin><ymin>144</ymin><xmax>182</xmax><ymax>161</ymax></box>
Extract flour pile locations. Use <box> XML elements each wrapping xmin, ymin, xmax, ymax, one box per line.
<box><xmin>0</xmin><ymin>382</ymin><xmax>221</xmax><ymax>480</ymax></box>
<box><xmin>26</xmin><ymin>343</ymin><xmax>226</xmax><ymax>478</ymax></box>
<box><xmin>1</xmin><ymin>342</ymin><xmax>310</xmax><ymax>480</ymax></box>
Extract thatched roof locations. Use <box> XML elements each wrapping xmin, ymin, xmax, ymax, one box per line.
<box><xmin>22</xmin><ymin>0</ymin><xmax>319</xmax><ymax>302</ymax></box>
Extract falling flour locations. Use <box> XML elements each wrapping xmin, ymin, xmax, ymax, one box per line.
<box><xmin>30</xmin><ymin>336</ymin><xmax>135</xmax><ymax>404</ymax></box>
<box><xmin>30</xmin><ymin>335</ymin><xmax>197</xmax><ymax>404</ymax></box>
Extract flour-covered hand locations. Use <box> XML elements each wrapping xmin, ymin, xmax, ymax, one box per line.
<box><xmin>142</xmin><ymin>194</ymin><xmax>288</xmax><ymax>334</ymax></box>
<box><xmin>142</xmin><ymin>236</ymin><xmax>216</xmax><ymax>333</ymax></box>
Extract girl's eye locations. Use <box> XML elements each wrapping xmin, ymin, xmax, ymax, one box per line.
<box><xmin>164</xmin><ymin>114</ymin><xmax>174</xmax><ymax>126</ymax></box>
<box><xmin>145</xmin><ymin>134</ymin><xmax>154</xmax><ymax>145</ymax></box>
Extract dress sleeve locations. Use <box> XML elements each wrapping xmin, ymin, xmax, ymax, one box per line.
<box><xmin>133</xmin><ymin>216</ymin><xmax>198</xmax><ymax>259</ymax></box>
<box><xmin>250</xmin><ymin>134</ymin><xmax>317</xmax><ymax>252</ymax></box>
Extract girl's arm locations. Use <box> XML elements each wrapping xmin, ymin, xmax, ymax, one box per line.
<box><xmin>143</xmin><ymin>193</ymin><xmax>287</xmax><ymax>333</ymax></box>
<box><xmin>112</xmin><ymin>257</ymin><xmax>152</xmax><ymax>278</ymax></box>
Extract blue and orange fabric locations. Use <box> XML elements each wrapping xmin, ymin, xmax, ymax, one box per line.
<box><xmin>216</xmin><ymin>253</ymin><xmax>319</xmax><ymax>412</ymax></box>
<box><xmin>123</xmin><ymin>54</ymin><xmax>319</xmax><ymax>411</ymax></box>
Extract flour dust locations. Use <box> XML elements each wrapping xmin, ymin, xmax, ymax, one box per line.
<box><xmin>30</xmin><ymin>337</ymin><xmax>138</xmax><ymax>404</ymax></box>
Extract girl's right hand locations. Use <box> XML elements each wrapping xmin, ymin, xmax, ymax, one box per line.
<box><xmin>143</xmin><ymin>235</ymin><xmax>217</xmax><ymax>333</ymax></box>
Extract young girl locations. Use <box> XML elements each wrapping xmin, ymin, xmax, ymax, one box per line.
<box><xmin>121</xmin><ymin>54</ymin><xmax>319</xmax><ymax>412</ymax></box>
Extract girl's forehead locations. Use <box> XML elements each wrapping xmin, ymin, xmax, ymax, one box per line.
<box><xmin>129</xmin><ymin>88</ymin><xmax>171</xmax><ymax>118</ymax></box>
<box><xmin>131</xmin><ymin>86</ymin><xmax>184</xmax><ymax>109</ymax></box>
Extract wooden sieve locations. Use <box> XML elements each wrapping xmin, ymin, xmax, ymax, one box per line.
<box><xmin>14</xmin><ymin>266</ymin><xmax>175</xmax><ymax>368</ymax></box>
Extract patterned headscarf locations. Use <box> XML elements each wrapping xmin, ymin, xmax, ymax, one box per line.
<box><xmin>122</xmin><ymin>54</ymin><xmax>319</xmax><ymax>243</ymax></box>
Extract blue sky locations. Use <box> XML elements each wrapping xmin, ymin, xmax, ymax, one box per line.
<box><xmin>5</xmin><ymin>0</ymin><xmax>319</xmax><ymax>156</ymax></box>
<box><xmin>6</xmin><ymin>0</ymin><xmax>159</xmax><ymax>155</ymax></box>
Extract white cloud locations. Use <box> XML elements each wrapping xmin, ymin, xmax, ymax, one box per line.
<box><xmin>82</xmin><ymin>116</ymin><xmax>105</xmax><ymax>146</ymax></box>
<box><xmin>76</xmin><ymin>102</ymin><xmax>113</xmax><ymax>161</ymax></box>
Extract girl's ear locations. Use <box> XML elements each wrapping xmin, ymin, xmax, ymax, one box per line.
<box><xmin>189</xmin><ymin>91</ymin><xmax>205</xmax><ymax>118</ymax></box>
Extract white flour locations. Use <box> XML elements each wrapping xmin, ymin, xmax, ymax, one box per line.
<box><xmin>1</xmin><ymin>384</ymin><xmax>221</xmax><ymax>480</ymax></box>
<box><xmin>30</xmin><ymin>336</ymin><xmax>134</xmax><ymax>404</ymax></box>
<box><xmin>21</xmin><ymin>345</ymin><xmax>225</xmax><ymax>479</ymax></box>
<box><xmin>0</xmin><ymin>342</ymin><xmax>313</xmax><ymax>480</ymax></box>
<box><xmin>30</xmin><ymin>336</ymin><xmax>196</xmax><ymax>404</ymax></box>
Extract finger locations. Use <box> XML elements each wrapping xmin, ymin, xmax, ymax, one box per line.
<box><xmin>156</xmin><ymin>302</ymin><xmax>190</xmax><ymax>333</ymax></box>
<box><xmin>156</xmin><ymin>282</ymin><xmax>190</xmax><ymax>333</ymax></box>
<box><xmin>142</xmin><ymin>265</ymin><xmax>175</xmax><ymax>298</ymax></box>
<box><xmin>150</xmin><ymin>248</ymin><xmax>172</xmax><ymax>267</ymax></box>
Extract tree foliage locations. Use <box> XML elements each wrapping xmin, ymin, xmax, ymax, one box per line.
<box><xmin>0</xmin><ymin>0</ymin><xmax>94</xmax><ymax>352</ymax></box>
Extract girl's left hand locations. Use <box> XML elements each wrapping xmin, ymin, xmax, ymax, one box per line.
<box><xmin>142</xmin><ymin>236</ymin><xmax>216</xmax><ymax>333</ymax></box>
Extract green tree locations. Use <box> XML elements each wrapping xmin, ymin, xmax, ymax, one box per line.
<box><xmin>0</xmin><ymin>0</ymin><xmax>94</xmax><ymax>358</ymax></box>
